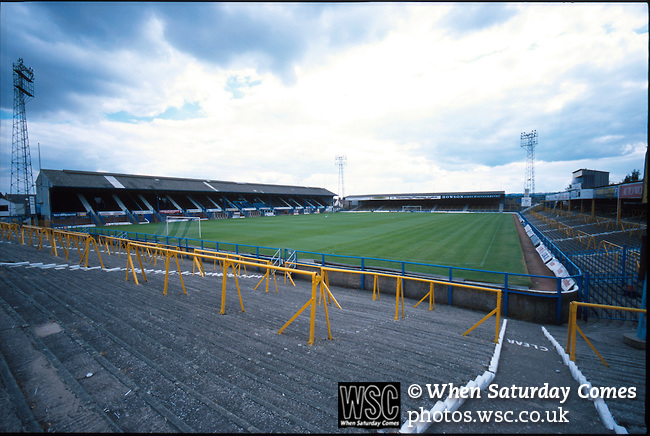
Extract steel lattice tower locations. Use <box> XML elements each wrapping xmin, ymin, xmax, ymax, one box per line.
<box><xmin>520</xmin><ymin>130</ymin><xmax>537</xmax><ymax>195</ymax></box>
<box><xmin>335</xmin><ymin>155</ymin><xmax>347</xmax><ymax>200</ymax></box>
<box><xmin>11</xmin><ymin>58</ymin><xmax>36</xmax><ymax>208</ymax></box>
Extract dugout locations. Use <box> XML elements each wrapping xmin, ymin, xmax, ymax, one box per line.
<box><xmin>36</xmin><ymin>169</ymin><xmax>335</xmax><ymax>227</ymax></box>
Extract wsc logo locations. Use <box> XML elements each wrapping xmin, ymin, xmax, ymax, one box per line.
<box><xmin>338</xmin><ymin>382</ymin><xmax>401</xmax><ymax>428</ymax></box>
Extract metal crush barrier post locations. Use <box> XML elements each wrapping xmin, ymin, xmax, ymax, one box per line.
<box><xmin>566</xmin><ymin>301</ymin><xmax>646</xmax><ymax>367</ymax></box>
<box><xmin>316</xmin><ymin>264</ymin><xmax>502</xmax><ymax>343</ymax></box>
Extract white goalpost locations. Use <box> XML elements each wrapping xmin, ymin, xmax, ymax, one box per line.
<box><xmin>165</xmin><ymin>216</ymin><xmax>202</xmax><ymax>238</ymax></box>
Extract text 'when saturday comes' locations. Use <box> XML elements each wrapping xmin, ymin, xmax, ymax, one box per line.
<box><xmin>418</xmin><ymin>383</ymin><xmax>637</xmax><ymax>404</ymax></box>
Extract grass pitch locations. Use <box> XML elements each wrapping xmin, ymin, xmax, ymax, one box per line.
<box><xmin>111</xmin><ymin>212</ymin><xmax>529</xmax><ymax>285</ymax></box>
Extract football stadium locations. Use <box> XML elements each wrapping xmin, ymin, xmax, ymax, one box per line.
<box><xmin>1</xmin><ymin>3</ymin><xmax>647</xmax><ymax>433</ymax></box>
<box><xmin>1</xmin><ymin>165</ymin><xmax>646</xmax><ymax>433</ymax></box>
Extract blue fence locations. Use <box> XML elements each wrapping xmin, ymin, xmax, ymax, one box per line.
<box><xmin>83</xmin><ymin>223</ymin><xmax>576</xmax><ymax>323</ymax></box>
<box><xmin>521</xmin><ymin>212</ymin><xmax>644</xmax><ymax>321</ymax></box>
<box><xmin>567</xmin><ymin>245</ymin><xmax>644</xmax><ymax>321</ymax></box>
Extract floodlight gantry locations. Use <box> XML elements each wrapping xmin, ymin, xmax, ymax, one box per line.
<box><xmin>520</xmin><ymin>130</ymin><xmax>537</xmax><ymax>195</ymax></box>
<box><xmin>335</xmin><ymin>155</ymin><xmax>347</xmax><ymax>200</ymax></box>
<box><xmin>11</xmin><ymin>58</ymin><xmax>36</xmax><ymax>214</ymax></box>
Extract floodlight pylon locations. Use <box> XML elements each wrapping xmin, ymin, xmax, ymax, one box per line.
<box><xmin>335</xmin><ymin>155</ymin><xmax>347</xmax><ymax>200</ymax></box>
<box><xmin>11</xmin><ymin>58</ymin><xmax>36</xmax><ymax>213</ymax></box>
<box><xmin>520</xmin><ymin>130</ymin><xmax>537</xmax><ymax>195</ymax></box>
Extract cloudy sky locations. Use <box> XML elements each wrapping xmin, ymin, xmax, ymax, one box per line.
<box><xmin>1</xmin><ymin>2</ymin><xmax>647</xmax><ymax>197</ymax></box>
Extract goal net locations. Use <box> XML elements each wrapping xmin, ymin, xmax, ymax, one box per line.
<box><xmin>402</xmin><ymin>205</ymin><xmax>422</xmax><ymax>212</ymax></box>
<box><xmin>164</xmin><ymin>216</ymin><xmax>202</xmax><ymax>239</ymax></box>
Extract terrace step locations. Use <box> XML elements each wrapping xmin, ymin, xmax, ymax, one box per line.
<box><xmin>0</xmin><ymin>296</ymin><xmax>120</xmax><ymax>433</ymax></box>
<box><xmin>432</xmin><ymin>319</ymin><xmax>613</xmax><ymax>434</ymax></box>
<box><xmin>1</xmin><ymin>235</ymin><xmax>644</xmax><ymax>433</ymax></box>
<box><xmin>0</xmin><ymin>238</ymin><xmax>497</xmax><ymax>432</ymax></box>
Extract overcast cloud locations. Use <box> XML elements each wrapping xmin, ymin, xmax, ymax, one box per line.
<box><xmin>1</xmin><ymin>2</ymin><xmax>647</xmax><ymax>197</ymax></box>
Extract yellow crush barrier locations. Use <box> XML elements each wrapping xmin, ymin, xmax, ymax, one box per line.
<box><xmin>414</xmin><ymin>282</ymin><xmax>435</xmax><ymax>311</ymax></box>
<box><xmin>193</xmin><ymin>248</ymin><xmax>292</xmax><ymax>293</ymax></box>
<box><xmin>372</xmin><ymin>274</ymin><xmax>382</xmax><ymax>301</ymax></box>
<box><xmin>193</xmin><ymin>248</ymin><xmax>253</xmax><ymax>275</ymax></box>
<box><xmin>619</xmin><ymin>221</ymin><xmax>646</xmax><ymax>237</ymax></box>
<box><xmin>195</xmin><ymin>248</ymin><xmax>298</xmax><ymax>290</ymax></box>
<box><xmin>282</xmin><ymin>260</ymin><xmax>297</xmax><ymax>287</ymax></box>
<box><xmin>17</xmin><ymin>225</ymin><xmax>104</xmax><ymax>268</ymax></box>
<box><xmin>123</xmin><ymin>241</ymin><xmax>188</xmax><ymax>295</ymax></box>
<box><xmin>575</xmin><ymin>230</ymin><xmax>596</xmax><ymax>250</ymax></box>
<box><xmin>5</xmin><ymin>224</ymin><xmax>503</xmax><ymax>346</ymax></box>
<box><xmin>21</xmin><ymin>225</ymin><xmax>45</xmax><ymax>248</ymax></box>
<box><xmin>1</xmin><ymin>222</ymin><xmax>21</xmax><ymax>242</ymax></box>
<box><xmin>557</xmin><ymin>222</ymin><xmax>570</xmax><ymax>238</ymax></box>
<box><xmin>278</xmin><ymin>274</ymin><xmax>327</xmax><ymax>344</ymax></box>
<box><xmin>530</xmin><ymin>212</ymin><xmax>643</xmax><ymax>251</ymax></box>
<box><xmin>253</xmin><ymin>266</ymin><xmax>278</xmax><ymax>293</ymax></box>
<box><xmin>594</xmin><ymin>216</ymin><xmax>614</xmax><ymax>231</ymax></box>
<box><xmin>597</xmin><ymin>240</ymin><xmax>623</xmax><ymax>264</ymax></box>
<box><xmin>66</xmin><ymin>230</ymin><xmax>105</xmax><ymax>268</ymax></box>
<box><xmin>566</xmin><ymin>302</ymin><xmax>646</xmax><ymax>367</ymax></box>
<box><xmin>97</xmin><ymin>234</ymin><xmax>131</xmax><ymax>257</ymax></box>
<box><xmin>219</xmin><ymin>259</ymin><xmax>244</xmax><ymax>313</ymax></box>
<box><xmin>50</xmin><ymin>229</ymin><xmax>89</xmax><ymax>262</ymax></box>
<box><xmin>124</xmin><ymin>241</ymin><xmax>334</xmax><ymax>345</ymax></box>
<box><xmin>316</xmin><ymin>264</ymin><xmax>502</xmax><ymax>343</ymax></box>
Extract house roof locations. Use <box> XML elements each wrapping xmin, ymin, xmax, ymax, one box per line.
<box><xmin>38</xmin><ymin>169</ymin><xmax>335</xmax><ymax>197</ymax></box>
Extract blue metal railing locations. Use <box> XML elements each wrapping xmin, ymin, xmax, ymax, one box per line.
<box><xmin>567</xmin><ymin>245</ymin><xmax>643</xmax><ymax>321</ymax></box>
<box><xmin>521</xmin><ymin>212</ymin><xmax>645</xmax><ymax>321</ymax></box>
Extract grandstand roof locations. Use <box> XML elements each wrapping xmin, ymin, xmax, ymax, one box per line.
<box><xmin>38</xmin><ymin>169</ymin><xmax>335</xmax><ymax>197</ymax></box>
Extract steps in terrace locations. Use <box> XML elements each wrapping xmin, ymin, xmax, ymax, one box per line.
<box><xmin>543</xmin><ymin>320</ymin><xmax>646</xmax><ymax>434</ymax></box>
<box><xmin>0</xmin><ymin>239</ymin><xmax>497</xmax><ymax>433</ymax></box>
<box><xmin>0</xmin><ymin>235</ymin><xmax>645</xmax><ymax>433</ymax></box>
<box><xmin>530</xmin><ymin>211</ymin><xmax>643</xmax><ymax>251</ymax></box>
<box><xmin>431</xmin><ymin>319</ymin><xmax>616</xmax><ymax>434</ymax></box>
<box><xmin>524</xmin><ymin>211</ymin><xmax>644</xmax><ymax>320</ymax></box>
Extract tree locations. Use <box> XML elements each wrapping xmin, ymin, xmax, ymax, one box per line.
<box><xmin>622</xmin><ymin>169</ymin><xmax>641</xmax><ymax>184</ymax></box>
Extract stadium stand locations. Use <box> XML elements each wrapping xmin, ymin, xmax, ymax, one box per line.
<box><xmin>523</xmin><ymin>205</ymin><xmax>645</xmax><ymax>321</ymax></box>
<box><xmin>36</xmin><ymin>169</ymin><xmax>334</xmax><ymax>227</ymax></box>
<box><xmin>345</xmin><ymin>191</ymin><xmax>506</xmax><ymax>213</ymax></box>
<box><xmin>2</xmin><ymin>166</ymin><xmax>646</xmax><ymax>433</ymax></box>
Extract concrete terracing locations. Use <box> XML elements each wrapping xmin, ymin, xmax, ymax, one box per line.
<box><xmin>0</xmin><ymin>238</ymin><xmax>645</xmax><ymax>433</ymax></box>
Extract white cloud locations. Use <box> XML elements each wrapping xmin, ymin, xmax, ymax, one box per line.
<box><xmin>0</xmin><ymin>2</ymin><xmax>646</xmax><ymax>198</ymax></box>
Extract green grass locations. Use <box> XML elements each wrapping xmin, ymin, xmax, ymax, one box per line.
<box><xmin>104</xmin><ymin>212</ymin><xmax>530</xmax><ymax>286</ymax></box>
